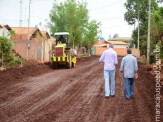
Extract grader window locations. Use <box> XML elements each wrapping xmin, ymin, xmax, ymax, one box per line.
<box><xmin>55</xmin><ymin>47</ymin><xmax>63</xmax><ymax>56</ymax></box>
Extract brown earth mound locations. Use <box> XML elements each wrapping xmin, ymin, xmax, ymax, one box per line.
<box><xmin>0</xmin><ymin>56</ymin><xmax>95</xmax><ymax>90</ymax></box>
<box><xmin>0</xmin><ymin>60</ymin><xmax>52</xmax><ymax>90</ymax></box>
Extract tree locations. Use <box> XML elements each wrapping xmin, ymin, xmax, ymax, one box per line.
<box><xmin>151</xmin><ymin>7</ymin><xmax>163</xmax><ymax>44</ymax></box>
<box><xmin>49</xmin><ymin>0</ymin><xmax>89</xmax><ymax>49</ymax></box>
<box><xmin>49</xmin><ymin>0</ymin><xmax>100</xmax><ymax>58</ymax></box>
<box><xmin>124</xmin><ymin>0</ymin><xmax>158</xmax><ymax>55</ymax></box>
<box><xmin>109</xmin><ymin>35</ymin><xmax>112</xmax><ymax>39</ymax></box>
<box><xmin>82</xmin><ymin>20</ymin><xmax>100</xmax><ymax>56</ymax></box>
<box><xmin>151</xmin><ymin>7</ymin><xmax>163</xmax><ymax>58</ymax></box>
<box><xmin>113</xmin><ymin>33</ymin><xmax>119</xmax><ymax>38</ymax></box>
<box><xmin>124</xmin><ymin>0</ymin><xmax>158</xmax><ymax>25</ymax></box>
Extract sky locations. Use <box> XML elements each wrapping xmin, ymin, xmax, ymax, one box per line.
<box><xmin>0</xmin><ymin>0</ymin><xmax>162</xmax><ymax>40</ymax></box>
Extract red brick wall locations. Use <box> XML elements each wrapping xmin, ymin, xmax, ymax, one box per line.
<box><xmin>13</xmin><ymin>31</ymin><xmax>43</xmax><ymax>60</ymax></box>
<box><xmin>13</xmin><ymin>40</ymin><xmax>27</xmax><ymax>59</ymax></box>
<box><xmin>13</xmin><ymin>34</ymin><xmax>27</xmax><ymax>40</ymax></box>
<box><xmin>95</xmin><ymin>47</ymin><xmax>140</xmax><ymax>57</ymax></box>
<box><xmin>13</xmin><ymin>38</ymin><xmax>36</xmax><ymax>60</ymax></box>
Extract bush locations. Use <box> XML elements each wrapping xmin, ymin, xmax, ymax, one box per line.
<box><xmin>138</xmin><ymin>57</ymin><xmax>147</xmax><ymax>64</ymax></box>
<box><xmin>0</xmin><ymin>36</ymin><xmax>24</xmax><ymax>68</ymax></box>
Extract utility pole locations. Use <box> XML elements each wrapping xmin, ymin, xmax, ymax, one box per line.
<box><xmin>147</xmin><ymin>0</ymin><xmax>151</xmax><ymax>64</ymax></box>
<box><xmin>134</xmin><ymin>44</ymin><xmax>135</xmax><ymax>56</ymax></box>
<box><xmin>137</xmin><ymin>11</ymin><xmax>140</xmax><ymax>58</ymax></box>
<box><xmin>27</xmin><ymin>0</ymin><xmax>31</xmax><ymax>60</ymax></box>
<box><xmin>19</xmin><ymin>0</ymin><xmax>23</xmax><ymax>27</ymax></box>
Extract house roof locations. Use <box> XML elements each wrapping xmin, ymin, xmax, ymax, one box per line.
<box><xmin>41</xmin><ymin>31</ymin><xmax>50</xmax><ymax>39</ymax></box>
<box><xmin>94</xmin><ymin>44</ymin><xmax>108</xmax><ymax>47</ymax></box>
<box><xmin>108</xmin><ymin>37</ymin><xmax>132</xmax><ymax>42</ymax></box>
<box><xmin>0</xmin><ymin>24</ymin><xmax>12</xmax><ymax>30</ymax></box>
<box><xmin>54</xmin><ymin>32</ymin><xmax>69</xmax><ymax>36</ymax></box>
<box><xmin>94</xmin><ymin>41</ymin><xmax>106</xmax><ymax>45</ymax></box>
<box><xmin>105</xmin><ymin>41</ymin><xmax>128</xmax><ymax>45</ymax></box>
<box><xmin>11</xmin><ymin>27</ymin><xmax>43</xmax><ymax>39</ymax></box>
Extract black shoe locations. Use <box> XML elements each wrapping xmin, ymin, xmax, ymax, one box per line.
<box><xmin>130</xmin><ymin>96</ymin><xmax>133</xmax><ymax>99</ymax></box>
<box><xmin>111</xmin><ymin>95</ymin><xmax>115</xmax><ymax>97</ymax></box>
<box><xmin>105</xmin><ymin>96</ymin><xmax>110</xmax><ymax>99</ymax></box>
<box><xmin>126</xmin><ymin>97</ymin><xmax>130</xmax><ymax>100</ymax></box>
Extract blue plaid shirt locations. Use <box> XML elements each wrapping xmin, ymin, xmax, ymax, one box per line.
<box><xmin>120</xmin><ymin>54</ymin><xmax>138</xmax><ymax>78</ymax></box>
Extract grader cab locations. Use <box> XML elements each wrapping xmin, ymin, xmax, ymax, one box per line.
<box><xmin>51</xmin><ymin>32</ymin><xmax>76</xmax><ymax>69</ymax></box>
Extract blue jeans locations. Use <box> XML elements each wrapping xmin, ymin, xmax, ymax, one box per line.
<box><xmin>104</xmin><ymin>70</ymin><xmax>115</xmax><ymax>97</ymax></box>
<box><xmin>124</xmin><ymin>78</ymin><xmax>134</xmax><ymax>99</ymax></box>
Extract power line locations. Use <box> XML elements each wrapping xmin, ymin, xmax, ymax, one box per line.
<box><xmin>90</xmin><ymin>0</ymin><xmax>123</xmax><ymax>12</ymax></box>
<box><xmin>103</xmin><ymin>25</ymin><xmax>133</xmax><ymax>29</ymax></box>
<box><xmin>98</xmin><ymin>16</ymin><xmax>123</xmax><ymax>21</ymax></box>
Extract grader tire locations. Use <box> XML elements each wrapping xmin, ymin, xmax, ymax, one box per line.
<box><xmin>67</xmin><ymin>57</ymin><xmax>72</xmax><ymax>69</ymax></box>
<box><xmin>72</xmin><ymin>62</ymin><xmax>75</xmax><ymax>68</ymax></box>
<box><xmin>52</xmin><ymin>63</ymin><xmax>57</xmax><ymax>69</ymax></box>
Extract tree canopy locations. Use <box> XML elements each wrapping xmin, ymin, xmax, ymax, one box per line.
<box><xmin>124</xmin><ymin>0</ymin><xmax>162</xmax><ymax>56</ymax></box>
<box><xmin>124</xmin><ymin>0</ymin><xmax>158</xmax><ymax>25</ymax></box>
<box><xmin>49</xmin><ymin>0</ymin><xmax>99</xmax><ymax>53</ymax></box>
<box><xmin>82</xmin><ymin>20</ymin><xmax>100</xmax><ymax>56</ymax></box>
<box><xmin>113</xmin><ymin>34</ymin><xmax>119</xmax><ymax>38</ymax></box>
<box><xmin>151</xmin><ymin>7</ymin><xmax>163</xmax><ymax>43</ymax></box>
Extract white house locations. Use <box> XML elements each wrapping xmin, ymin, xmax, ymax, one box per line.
<box><xmin>105</xmin><ymin>41</ymin><xmax>129</xmax><ymax>48</ymax></box>
<box><xmin>108</xmin><ymin>37</ymin><xmax>133</xmax><ymax>46</ymax></box>
<box><xmin>0</xmin><ymin>24</ymin><xmax>12</xmax><ymax>38</ymax></box>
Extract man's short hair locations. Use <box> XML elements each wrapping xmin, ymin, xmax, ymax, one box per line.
<box><xmin>109</xmin><ymin>43</ymin><xmax>114</xmax><ymax>48</ymax></box>
<box><xmin>127</xmin><ymin>48</ymin><xmax>132</xmax><ymax>54</ymax></box>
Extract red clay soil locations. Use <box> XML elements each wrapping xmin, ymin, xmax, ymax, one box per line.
<box><xmin>0</xmin><ymin>56</ymin><xmax>162</xmax><ymax>122</ymax></box>
<box><xmin>0</xmin><ymin>60</ymin><xmax>53</xmax><ymax>90</ymax></box>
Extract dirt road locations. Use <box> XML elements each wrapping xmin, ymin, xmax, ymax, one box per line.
<box><xmin>0</xmin><ymin>56</ymin><xmax>161</xmax><ymax>122</ymax></box>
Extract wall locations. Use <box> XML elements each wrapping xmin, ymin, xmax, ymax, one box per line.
<box><xmin>41</xmin><ymin>38</ymin><xmax>55</xmax><ymax>62</ymax></box>
<box><xmin>13</xmin><ymin>40</ymin><xmax>27</xmax><ymax>59</ymax></box>
<box><xmin>13</xmin><ymin>31</ymin><xmax>43</xmax><ymax>60</ymax></box>
<box><xmin>13</xmin><ymin>38</ymin><xmax>36</xmax><ymax>60</ymax></box>
<box><xmin>114</xmin><ymin>45</ymin><xmax>129</xmax><ymax>48</ymax></box>
<box><xmin>94</xmin><ymin>47</ymin><xmax>140</xmax><ymax>57</ymax></box>
<box><xmin>42</xmin><ymin>39</ymin><xmax>52</xmax><ymax>61</ymax></box>
<box><xmin>35</xmin><ymin>31</ymin><xmax>43</xmax><ymax>61</ymax></box>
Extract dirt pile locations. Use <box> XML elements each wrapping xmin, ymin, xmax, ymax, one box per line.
<box><xmin>0</xmin><ymin>60</ymin><xmax>52</xmax><ymax>90</ymax></box>
<box><xmin>0</xmin><ymin>56</ymin><xmax>95</xmax><ymax>90</ymax></box>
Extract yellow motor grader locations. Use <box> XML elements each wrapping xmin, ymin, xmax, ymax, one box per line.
<box><xmin>51</xmin><ymin>32</ymin><xmax>76</xmax><ymax>69</ymax></box>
